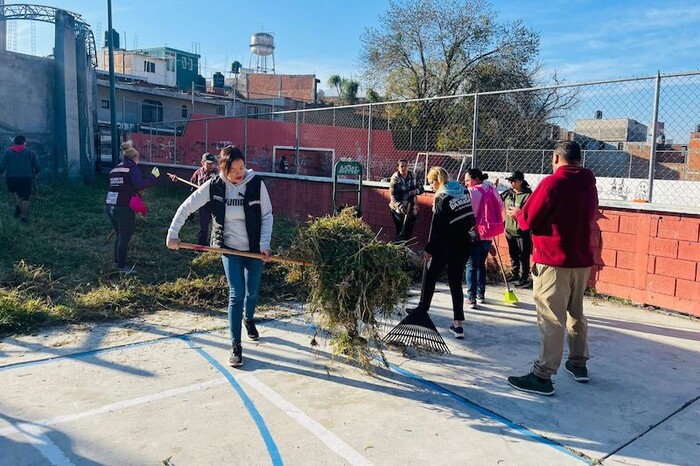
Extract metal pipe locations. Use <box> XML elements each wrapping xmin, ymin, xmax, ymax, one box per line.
<box><xmin>366</xmin><ymin>104</ymin><xmax>373</xmax><ymax>180</ymax></box>
<box><xmin>107</xmin><ymin>0</ymin><xmax>119</xmax><ymax>165</ymax></box>
<box><xmin>647</xmin><ymin>72</ymin><xmax>662</xmax><ymax>202</ymax></box>
<box><xmin>471</xmin><ymin>92</ymin><xmax>479</xmax><ymax>168</ymax></box>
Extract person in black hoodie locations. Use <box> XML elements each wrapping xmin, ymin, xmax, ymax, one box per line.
<box><xmin>499</xmin><ymin>171</ymin><xmax>533</xmax><ymax>288</ymax></box>
<box><xmin>408</xmin><ymin>166</ymin><xmax>476</xmax><ymax>338</ymax></box>
<box><xmin>105</xmin><ymin>141</ymin><xmax>160</xmax><ymax>274</ymax></box>
<box><xmin>0</xmin><ymin>135</ymin><xmax>40</xmax><ymax>223</ymax></box>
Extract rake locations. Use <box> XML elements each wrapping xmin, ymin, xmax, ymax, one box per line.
<box><xmin>177</xmin><ymin>242</ymin><xmax>312</xmax><ymax>266</ymax></box>
<box><xmin>382</xmin><ymin>260</ymin><xmax>450</xmax><ymax>354</ymax></box>
<box><xmin>493</xmin><ymin>241</ymin><xmax>519</xmax><ymax>304</ymax></box>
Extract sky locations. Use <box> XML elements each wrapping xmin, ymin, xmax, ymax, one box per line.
<box><xmin>5</xmin><ymin>0</ymin><xmax>700</xmax><ymax>95</ymax></box>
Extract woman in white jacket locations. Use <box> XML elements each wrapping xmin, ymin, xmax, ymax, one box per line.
<box><xmin>166</xmin><ymin>145</ymin><xmax>273</xmax><ymax>368</ymax></box>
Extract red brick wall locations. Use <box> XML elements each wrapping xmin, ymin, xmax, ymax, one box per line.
<box><xmin>246</xmin><ymin>74</ymin><xmax>316</xmax><ymax>102</ymax></box>
<box><xmin>261</xmin><ymin>176</ymin><xmax>700</xmax><ymax>317</ymax></box>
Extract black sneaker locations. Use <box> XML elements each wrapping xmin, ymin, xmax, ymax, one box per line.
<box><xmin>406</xmin><ymin>306</ymin><xmax>427</xmax><ymax>315</ymax></box>
<box><xmin>508</xmin><ymin>372</ymin><xmax>555</xmax><ymax>396</ymax></box>
<box><xmin>229</xmin><ymin>342</ymin><xmax>243</xmax><ymax>367</ymax></box>
<box><xmin>515</xmin><ymin>279</ymin><xmax>532</xmax><ymax>289</ymax></box>
<box><xmin>244</xmin><ymin>319</ymin><xmax>259</xmax><ymax>341</ymax></box>
<box><xmin>14</xmin><ymin>206</ymin><xmax>21</xmax><ymax>218</ymax></box>
<box><xmin>449</xmin><ymin>325</ymin><xmax>464</xmax><ymax>339</ymax></box>
<box><xmin>565</xmin><ymin>360</ymin><xmax>589</xmax><ymax>383</ymax></box>
<box><xmin>466</xmin><ymin>298</ymin><xmax>477</xmax><ymax>309</ymax></box>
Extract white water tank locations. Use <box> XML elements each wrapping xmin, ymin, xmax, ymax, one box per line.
<box><xmin>250</xmin><ymin>33</ymin><xmax>274</xmax><ymax>56</ymax></box>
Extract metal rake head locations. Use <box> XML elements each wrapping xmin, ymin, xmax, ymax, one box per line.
<box><xmin>383</xmin><ymin>311</ymin><xmax>450</xmax><ymax>354</ymax></box>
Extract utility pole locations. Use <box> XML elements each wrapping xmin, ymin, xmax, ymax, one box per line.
<box><xmin>107</xmin><ymin>0</ymin><xmax>119</xmax><ymax>165</ymax></box>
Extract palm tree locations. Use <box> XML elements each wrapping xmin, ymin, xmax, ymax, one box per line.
<box><xmin>328</xmin><ymin>75</ymin><xmax>342</xmax><ymax>101</ymax></box>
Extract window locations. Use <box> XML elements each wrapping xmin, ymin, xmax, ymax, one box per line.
<box><xmin>617</xmin><ymin>142</ymin><xmax>624</xmax><ymax>150</ymax></box>
<box><xmin>142</xmin><ymin>99</ymin><xmax>163</xmax><ymax>123</ymax></box>
<box><xmin>143</xmin><ymin>61</ymin><xmax>155</xmax><ymax>73</ymax></box>
<box><xmin>216</xmin><ymin>105</ymin><xmax>225</xmax><ymax>116</ymax></box>
<box><xmin>188</xmin><ymin>58</ymin><xmax>193</xmax><ymax>70</ymax></box>
<box><xmin>181</xmin><ymin>105</ymin><xmax>188</xmax><ymax>118</ymax></box>
<box><xmin>181</xmin><ymin>57</ymin><xmax>187</xmax><ymax>68</ymax></box>
<box><xmin>101</xmin><ymin>100</ymin><xmax>110</xmax><ymax>109</ymax></box>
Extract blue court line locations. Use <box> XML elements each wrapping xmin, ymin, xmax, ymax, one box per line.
<box><xmin>388</xmin><ymin>362</ymin><xmax>593</xmax><ymax>464</ymax></box>
<box><xmin>179</xmin><ymin>335</ymin><xmax>283</xmax><ymax>466</ymax></box>
<box><xmin>296</xmin><ymin>318</ymin><xmax>592</xmax><ymax>465</ymax></box>
<box><xmin>0</xmin><ymin>328</ymin><xmax>224</xmax><ymax>373</ymax></box>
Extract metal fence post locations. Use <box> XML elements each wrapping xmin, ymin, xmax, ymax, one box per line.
<box><xmin>244</xmin><ymin>113</ymin><xmax>248</xmax><ymax>162</ymax></box>
<box><xmin>148</xmin><ymin>127</ymin><xmax>152</xmax><ymax>162</ymax></box>
<box><xmin>295</xmin><ymin>110</ymin><xmax>300</xmax><ymax>174</ymax></box>
<box><xmin>174</xmin><ymin>121</ymin><xmax>177</xmax><ymax>164</ymax></box>
<box><xmin>204</xmin><ymin>119</ymin><xmax>208</xmax><ymax>153</ymax></box>
<box><xmin>647</xmin><ymin>72</ymin><xmax>661</xmax><ymax>203</ymax></box>
<box><xmin>471</xmin><ymin>92</ymin><xmax>479</xmax><ymax>168</ymax></box>
<box><xmin>366</xmin><ymin>104</ymin><xmax>373</xmax><ymax>180</ymax></box>
<box><xmin>541</xmin><ymin>150</ymin><xmax>545</xmax><ymax>174</ymax></box>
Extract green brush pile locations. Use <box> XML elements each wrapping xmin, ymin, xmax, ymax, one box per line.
<box><xmin>287</xmin><ymin>208</ymin><xmax>414</xmax><ymax>369</ymax></box>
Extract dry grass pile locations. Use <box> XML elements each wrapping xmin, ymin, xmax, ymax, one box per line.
<box><xmin>287</xmin><ymin>208</ymin><xmax>414</xmax><ymax>369</ymax></box>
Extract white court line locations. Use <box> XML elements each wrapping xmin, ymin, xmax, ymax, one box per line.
<box><xmin>6</xmin><ymin>423</ymin><xmax>75</xmax><ymax>466</ymax></box>
<box><xmin>237</xmin><ymin>372</ymin><xmax>373</xmax><ymax>466</ymax></box>
<box><xmin>0</xmin><ymin>378</ymin><xmax>227</xmax><ymax>437</ymax></box>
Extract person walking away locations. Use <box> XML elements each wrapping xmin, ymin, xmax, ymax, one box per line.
<box><xmin>389</xmin><ymin>159</ymin><xmax>424</xmax><ymax>242</ymax></box>
<box><xmin>166</xmin><ymin>145</ymin><xmax>273</xmax><ymax>368</ymax></box>
<box><xmin>463</xmin><ymin>169</ymin><xmax>504</xmax><ymax>308</ymax></box>
<box><xmin>507</xmin><ymin>141</ymin><xmax>598</xmax><ymax>396</ymax></box>
<box><xmin>105</xmin><ymin>140</ymin><xmax>160</xmax><ymax>274</ymax></box>
<box><xmin>500</xmin><ymin>171</ymin><xmax>533</xmax><ymax>288</ymax></box>
<box><xmin>407</xmin><ymin>167</ymin><xmax>475</xmax><ymax>338</ymax></box>
<box><xmin>0</xmin><ymin>135</ymin><xmax>40</xmax><ymax>224</ymax></box>
<box><xmin>169</xmin><ymin>152</ymin><xmax>219</xmax><ymax>245</ymax></box>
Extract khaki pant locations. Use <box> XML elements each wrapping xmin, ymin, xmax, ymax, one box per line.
<box><xmin>531</xmin><ymin>263</ymin><xmax>590</xmax><ymax>379</ymax></box>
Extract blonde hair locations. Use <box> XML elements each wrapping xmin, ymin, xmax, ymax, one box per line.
<box><xmin>121</xmin><ymin>140</ymin><xmax>139</xmax><ymax>161</ymax></box>
<box><xmin>427</xmin><ymin>166</ymin><xmax>450</xmax><ymax>190</ymax></box>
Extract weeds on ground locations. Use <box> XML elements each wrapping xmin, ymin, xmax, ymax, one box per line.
<box><xmin>0</xmin><ymin>176</ymin><xmax>307</xmax><ymax>336</ymax></box>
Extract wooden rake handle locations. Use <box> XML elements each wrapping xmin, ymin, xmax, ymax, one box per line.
<box><xmin>177</xmin><ymin>242</ymin><xmax>312</xmax><ymax>267</ymax></box>
<box><xmin>168</xmin><ymin>174</ymin><xmax>199</xmax><ymax>189</ymax></box>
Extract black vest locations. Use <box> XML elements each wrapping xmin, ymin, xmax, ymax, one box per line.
<box><xmin>209</xmin><ymin>174</ymin><xmax>262</xmax><ymax>252</ymax></box>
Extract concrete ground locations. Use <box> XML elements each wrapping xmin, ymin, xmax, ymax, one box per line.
<box><xmin>1</xmin><ymin>284</ymin><xmax>699</xmax><ymax>466</ymax></box>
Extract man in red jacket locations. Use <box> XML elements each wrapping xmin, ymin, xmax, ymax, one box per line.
<box><xmin>506</xmin><ymin>141</ymin><xmax>598</xmax><ymax>396</ymax></box>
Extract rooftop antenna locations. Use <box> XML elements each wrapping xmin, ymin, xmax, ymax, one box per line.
<box><xmin>96</xmin><ymin>22</ymin><xmax>103</xmax><ymax>48</ymax></box>
<box><xmin>30</xmin><ymin>21</ymin><xmax>36</xmax><ymax>55</ymax></box>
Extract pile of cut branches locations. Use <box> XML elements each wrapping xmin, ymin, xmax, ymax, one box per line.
<box><xmin>287</xmin><ymin>208</ymin><xmax>414</xmax><ymax>369</ymax></box>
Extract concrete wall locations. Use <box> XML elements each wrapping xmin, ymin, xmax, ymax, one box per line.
<box><xmin>0</xmin><ymin>49</ymin><xmax>56</xmax><ymax>171</ymax></box>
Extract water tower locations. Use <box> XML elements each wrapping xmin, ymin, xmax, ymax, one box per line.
<box><xmin>249</xmin><ymin>32</ymin><xmax>275</xmax><ymax>73</ymax></box>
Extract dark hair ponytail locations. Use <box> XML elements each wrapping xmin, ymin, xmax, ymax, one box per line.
<box><xmin>466</xmin><ymin>168</ymin><xmax>488</xmax><ymax>182</ymax></box>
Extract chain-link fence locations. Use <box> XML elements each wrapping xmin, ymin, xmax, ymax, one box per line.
<box><xmin>123</xmin><ymin>71</ymin><xmax>700</xmax><ymax>210</ymax></box>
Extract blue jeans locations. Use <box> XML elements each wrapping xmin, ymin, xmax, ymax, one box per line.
<box><xmin>466</xmin><ymin>240</ymin><xmax>492</xmax><ymax>300</ymax></box>
<box><xmin>221</xmin><ymin>254</ymin><xmax>264</xmax><ymax>344</ymax></box>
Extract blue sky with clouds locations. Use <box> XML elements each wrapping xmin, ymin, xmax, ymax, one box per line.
<box><xmin>7</xmin><ymin>0</ymin><xmax>700</xmax><ymax>93</ymax></box>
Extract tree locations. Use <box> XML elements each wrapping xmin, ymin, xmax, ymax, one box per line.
<box><xmin>360</xmin><ymin>0</ymin><xmax>576</xmax><ymax>154</ymax></box>
<box><xmin>328</xmin><ymin>75</ymin><xmax>360</xmax><ymax>105</ymax></box>
<box><xmin>328</xmin><ymin>75</ymin><xmax>343</xmax><ymax>99</ymax></box>
<box><xmin>361</xmin><ymin>0</ymin><xmax>539</xmax><ymax>100</ymax></box>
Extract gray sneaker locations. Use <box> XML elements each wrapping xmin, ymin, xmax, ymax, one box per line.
<box><xmin>565</xmin><ymin>360</ymin><xmax>589</xmax><ymax>383</ymax></box>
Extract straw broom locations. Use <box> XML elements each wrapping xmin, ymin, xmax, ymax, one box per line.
<box><xmin>493</xmin><ymin>241</ymin><xmax>518</xmax><ymax>304</ymax></box>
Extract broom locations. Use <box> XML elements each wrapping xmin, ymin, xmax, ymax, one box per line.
<box><xmin>176</xmin><ymin>242</ymin><xmax>312</xmax><ymax>266</ymax></box>
<box><xmin>493</xmin><ymin>241</ymin><xmax>518</xmax><ymax>304</ymax></box>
